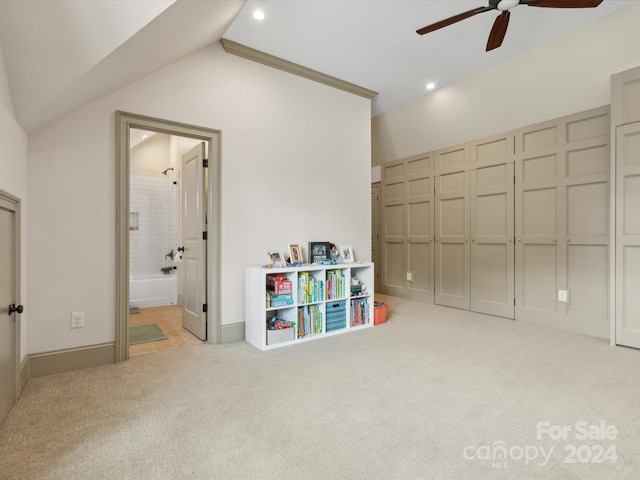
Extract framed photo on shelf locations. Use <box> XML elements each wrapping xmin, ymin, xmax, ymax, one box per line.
<box><xmin>340</xmin><ymin>245</ymin><xmax>354</xmax><ymax>263</ymax></box>
<box><xmin>266</xmin><ymin>250</ymin><xmax>287</xmax><ymax>268</ymax></box>
<box><xmin>288</xmin><ymin>243</ymin><xmax>304</xmax><ymax>264</ymax></box>
<box><xmin>308</xmin><ymin>242</ymin><xmax>331</xmax><ymax>264</ymax></box>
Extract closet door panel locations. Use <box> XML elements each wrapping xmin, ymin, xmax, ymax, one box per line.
<box><xmin>616</xmin><ymin>122</ymin><xmax>640</xmax><ymax>348</ymax></box>
<box><xmin>435</xmin><ymin>171</ymin><xmax>469</xmax><ymax>309</ymax></box>
<box><xmin>406</xmin><ymin>157</ymin><xmax>435</xmax><ymax>301</ymax></box>
<box><xmin>470</xmin><ymin>163</ymin><xmax>514</xmax><ymax>318</ymax></box>
<box><xmin>381</xmin><ymin>161</ymin><xmax>406</xmax><ymax>297</ymax></box>
<box><xmin>516</xmin><ymin>107</ymin><xmax>609</xmax><ymax>337</ymax></box>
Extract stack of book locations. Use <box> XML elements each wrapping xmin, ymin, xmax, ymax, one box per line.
<box><xmin>297</xmin><ymin>272</ymin><xmax>325</xmax><ymax>304</ymax></box>
<box><xmin>350</xmin><ymin>298</ymin><xmax>369</xmax><ymax>327</ymax></box>
<box><xmin>326</xmin><ymin>270</ymin><xmax>345</xmax><ymax>300</ymax></box>
<box><xmin>266</xmin><ymin>292</ymin><xmax>293</xmax><ymax>308</ymax></box>
<box><xmin>297</xmin><ymin>305</ymin><xmax>323</xmax><ymax>337</ymax></box>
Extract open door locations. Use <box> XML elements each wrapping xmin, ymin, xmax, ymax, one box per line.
<box><xmin>0</xmin><ymin>192</ymin><xmax>20</xmax><ymax>425</ymax></box>
<box><xmin>181</xmin><ymin>143</ymin><xmax>207</xmax><ymax>340</ymax></box>
<box><xmin>616</xmin><ymin>122</ymin><xmax>640</xmax><ymax>349</ymax></box>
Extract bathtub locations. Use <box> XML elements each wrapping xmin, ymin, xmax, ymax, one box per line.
<box><xmin>130</xmin><ymin>273</ymin><xmax>178</xmax><ymax>308</ymax></box>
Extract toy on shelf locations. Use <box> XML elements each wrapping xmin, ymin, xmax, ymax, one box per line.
<box><xmin>267</xmin><ymin>316</ymin><xmax>295</xmax><ymax>330</ymax></box>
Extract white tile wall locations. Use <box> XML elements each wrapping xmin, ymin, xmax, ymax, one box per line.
<box><xmin>130</xmin><ymin>175</ymin><xmax>178</xmax><ymax>278</ymax></box>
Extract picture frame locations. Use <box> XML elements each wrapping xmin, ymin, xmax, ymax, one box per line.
<box><xmin>288</xmin><ymin>243</ymin><xmax>304</xmax><ymax>264</ymax></box>
<box><xmin>308</xmin><ymin>242</ymin><xmax>331</xmax><ymax>264</ymax></box>
<box><xmin>340</xmin><ymin>245</ymin><xmax>354</xmax><ymax>263</ymax></box>
<box><xmin>266</xmin><ymin>250</ymin><xmax>287</xmax><ymax>268</ymax></box>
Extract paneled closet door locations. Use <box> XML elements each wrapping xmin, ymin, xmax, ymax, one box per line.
<box><xmin>406</xmin><ymin>156</ymin><xmax>434</xmax><ymax>303</ymax></box>
<box><xmin>515</xmin><ymin>124</ymin><xmax>564</xmax><ymax>327</ymax></box>
<box><xmin>616</xmin><ymin>122</ymin><xmax>640</xmax><ymax>349</ymax></box>
<box><xmin>470</xmin><ymin>163</ymin><xmax>514</xmax><ymax>319</ymax></box>
<box><xmin>435</xmin><ymin>170</ymin><xmax>470</xmax><ymax>309</ymax></box>
<box><xmin>381</xmin><ymin>156</ymin><xmax>435</xmax><ymax>302</ymax></box>
<box><xmin>515</xmin><ymin>108</ymin><xmax>609</xmax><ymax>338</ymax></box>
<box><xmin>381</xmin><ymin>162</ymin><xmax>406</xmax><ymax>298</ymax></box>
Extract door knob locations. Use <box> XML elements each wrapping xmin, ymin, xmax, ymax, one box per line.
<box><xmin>8</xmin><ymin>304</ymin><xmax>23</xmax><ymax>315</ymax></box>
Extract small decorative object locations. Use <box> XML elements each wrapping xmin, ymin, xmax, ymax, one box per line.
<box><xmin>288</xmin><ymin>243</ymin><xmax>304</xmax><ymax>264</ymax></box>
<box><xmin>266</xmin><ymin>250</ymin><xmax>287</xmax><ymax>268</ymax></box>
<box><xmin>308</xmin><ymin>242</ymin><xmax>331</xmax><ymax>264</ymax></box>
<box><xmin>340</xmin><ymin>245</ymin><xmax>354</xmax><ymax>263</ymax></box>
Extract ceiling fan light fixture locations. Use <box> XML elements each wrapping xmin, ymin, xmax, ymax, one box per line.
<box><xmin>497</xmin><ymin>0</ymin><xmax>520</xmax><ymax>11</ymax></box>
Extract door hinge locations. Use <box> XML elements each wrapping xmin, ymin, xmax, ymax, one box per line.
<box><xmin>203</xmin><ymin>304</ymin><xmax>208</xmax><ymax>313</ymax></box>
<box><xmin>203</xmin><ymin>231</ymin><xmax>208</xmax><ymax>240</ymax></box>
<box><xmin>203</xmin><ymin>159</ymin><xmax>208</xmax><ymax>168</ymax></box>
<box><xmin>514</xmin><ymin>298</ymin><xmax>516</xmax><ymax>306</ymax></box>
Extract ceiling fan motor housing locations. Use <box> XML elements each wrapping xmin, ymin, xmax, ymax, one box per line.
<box><xmin>498</xmin><ymin>0</ymin><xmax>521</xmax><ymax>11</ymax></box>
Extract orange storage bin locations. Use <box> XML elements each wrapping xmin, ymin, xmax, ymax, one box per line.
<box><xmin>374</xmin><ymin>302</ymin><xmax>388</xmax><ymax>325</ymax></box>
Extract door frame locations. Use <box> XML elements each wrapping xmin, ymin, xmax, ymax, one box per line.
<box><xmin>371</xmin><ymin>183</ymin><xmax>381</xmax><ymax>292</ymax></box>
<box><xmin>115</xmin><ymin>112</ymin><xmax>221</xmax><ymax>362</ymax></box>
<box><xmin>0</xmin><ymin>189</ymin><xmax>21</xmax><ymax>403</ymax></box>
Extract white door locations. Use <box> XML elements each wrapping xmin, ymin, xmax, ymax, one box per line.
<box><xmin>616</xmin><ymin>122</ymin><xmax>640</xmax><ymax>349</ymax></box>
<box><xmin>181</xmin><ymin>143</ymin><xmax>207</xmax><ymax>340</ymax></box>
<box><xmin>0</xmin><ymin>194</ymin><xmax>18</xmax><ymax>425</ymax></box>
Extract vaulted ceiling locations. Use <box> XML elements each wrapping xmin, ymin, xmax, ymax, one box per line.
<box><xmin>0</xmin><ymin>0</ymin><xmax>634</xmax><ymax>132</ymax></box>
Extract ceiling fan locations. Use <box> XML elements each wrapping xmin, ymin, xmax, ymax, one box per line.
<box><xmin>416</xmin><ymin>0</ymin><xmax>604</xmax><ymax>52</ymax></box>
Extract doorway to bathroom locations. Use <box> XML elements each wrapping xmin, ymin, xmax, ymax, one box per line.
<box><xmin>128</xmin><ymin>129</ymin><xmax>204</xmax><ymax>356</ymax></box>
<box><xmin>116</xmin><ymin>112</ymin><xmax>221</xmax><ymax>362</ymax></box>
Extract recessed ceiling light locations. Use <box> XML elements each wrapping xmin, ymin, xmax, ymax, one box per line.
<box><xmin>426</xmin><ymin>82</ymin><xmax>436</xmax><ymax>91</ymax></box>
<box><xmin>141</xmin><ymin>134</ymin><xmax>148</xmax><ymax>140</ymax></box>
<box><xmin>253</xmin><ymin>9</ymin><xmax>265</xmax><ymax>21</ymax></box>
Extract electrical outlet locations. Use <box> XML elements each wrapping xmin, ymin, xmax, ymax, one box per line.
<box><xmin>71</xmin><ymin>311</ymin><xmax>85</xmax><ymax>328</ymax></box>
<box><xmin>558</xmin><ymin>290</ymin><xmax>569</xmax><ymax>303</ymax></box>
<box><xmin>406</xmin><ymin>272</ymin><xmax>413</xmax><ymax>282</ymax></box>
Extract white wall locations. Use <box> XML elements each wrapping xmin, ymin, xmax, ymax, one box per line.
<box><xmin>0</xmin><ymin>40</ymin><xmax>28</xmax><ymax>361</ymax></box>
<box><xmin>372</xmin><ymin>3</ymin><xmax>640</xmax><ymax>165</ymax></box>
<box><xmin>27</xmin><ymin>42</ymin><xmax>371</xmax><ymax>353</ymax></box>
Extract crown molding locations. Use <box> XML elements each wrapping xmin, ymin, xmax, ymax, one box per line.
<box><xmin>221</xmin><ymin>38</ymin><xmax>377</xmax><ymax>100</ymax></box>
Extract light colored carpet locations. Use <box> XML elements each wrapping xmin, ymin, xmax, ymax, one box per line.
<box><xmin>1</xmin><ymin>294</ymin><xmax>639</xmax><ymax>479</ymax></box>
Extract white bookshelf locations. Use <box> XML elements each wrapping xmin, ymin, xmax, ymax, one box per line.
<box><xmin>245</xmin><ymin>262</ymin><xmax>374</xmax><ymax>350</ymax></box>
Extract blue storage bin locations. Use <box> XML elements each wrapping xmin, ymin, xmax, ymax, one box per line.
<box><xmin>326</xmin><ymin>300</ymin><xmax>346</xmax><ymax>332</ymax></box>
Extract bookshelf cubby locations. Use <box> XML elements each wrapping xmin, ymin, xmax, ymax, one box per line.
<box><xmin>245</xmin><ymin>262</ymin><xmax>374</xmax><ymax>350</ymax></box>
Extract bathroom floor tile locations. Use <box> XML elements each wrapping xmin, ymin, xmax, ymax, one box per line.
<box><xmin>129</xmin><ymin>305</ymin><xmax>204</xmax><ymax>356</ymax></box>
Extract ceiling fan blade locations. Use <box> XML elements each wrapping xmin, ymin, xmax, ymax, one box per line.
<box><xmin>416</xmin><ymin>7</ymin><xmax>493</xmax><ymax>35</ymax></box>
<box><xmin>523</xmin><ymin>0</ymin><xmax>603</xmax><ymax>8</ymax></box>
<box><xmin>486</xmin><ymin>11</ymin><xmax>510</xmax><ymax>51</ymax></box>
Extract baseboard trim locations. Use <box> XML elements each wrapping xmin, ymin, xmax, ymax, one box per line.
<box><xmin>26</xmin><ymin>343</ymin><xmax>116</xmax><ymax>379</ymax></box>
<box><xmin>20</xmin><ymin>357</ymin><xmax>29</xmax><ymax>392</ymax></box>
<box><xmin>221</xmin><ymin>322</ymin><xmax>245</xmax><ymax>343</ymax></box>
